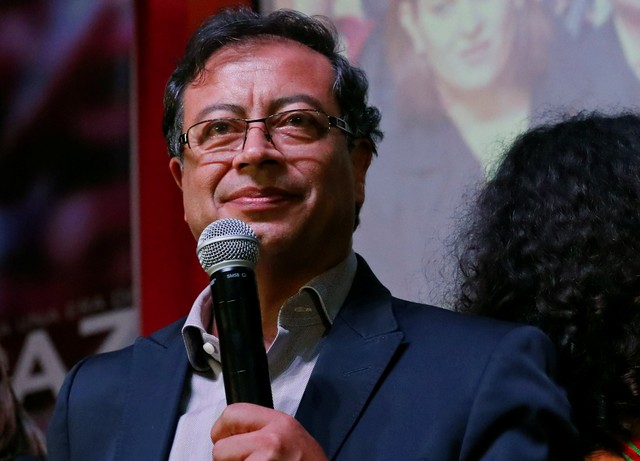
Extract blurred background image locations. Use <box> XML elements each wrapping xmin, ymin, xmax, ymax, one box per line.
<box><xmin>263</xmin><ymin>0</ymin><xmax>640</xmax><ymax>306</ymax></box>
<box><xmin>0</xmin><ymin>0</ymin><xmax>135</xmax><ymax>429</ymax></box>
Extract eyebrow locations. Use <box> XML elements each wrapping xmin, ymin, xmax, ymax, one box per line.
<box><xmin>191</xmin><ymin>94</ymin><xmax>329</xmax><ymax>123</ymax></box>
<box><xmin>271</xmin><ymin>95</ymin><xmax>325</xmax><ymax>112</ymax></box>
<box><xmin>192</xmin><ymin>103</ymin><xmax>243</xmax><ymax>123</ymax></box>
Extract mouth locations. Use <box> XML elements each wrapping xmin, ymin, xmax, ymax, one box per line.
<box><xmin>460</xmin><ymin>39</ymin><xmax>492</xmax><ymax>65</ymax></box>
<box><xmin>223</xmin><ymin>186</ymin><xmax>302</xmax><ymax>210</ymax></box>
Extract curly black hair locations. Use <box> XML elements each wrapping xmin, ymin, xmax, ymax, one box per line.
<box><xmin>453</xmin><ymin>111</ymin><xmax>640</xmax><ymax>455</ymax></box>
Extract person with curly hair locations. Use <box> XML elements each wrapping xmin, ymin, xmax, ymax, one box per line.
<box><xmin>454</xmin><ymin>111</ymin><xmax>640</xmax><ymax>460</ymax></box>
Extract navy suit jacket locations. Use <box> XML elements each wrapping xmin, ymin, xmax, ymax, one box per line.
<box><xmin>47</xmin><ymin>257</ymin><xmax>579</xmax><ymax>460</ymax></box>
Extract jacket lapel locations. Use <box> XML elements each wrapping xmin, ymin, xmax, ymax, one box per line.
<box><xmin>116</xmin><ymin>321</ymin><xmax>190</xmax><ymax>461</ymax></box>
<box><xmin>296</xmin><ymin>257</ymin><xmax>404</xmax><ymax>460</ymax></box>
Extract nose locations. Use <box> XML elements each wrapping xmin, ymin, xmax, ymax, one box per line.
<box><xmin>232</xmin><ymin>124</ymin><xmax>284</xmax><ymax>170</ymax></box>
<box><xmin>242</xmin><ymin>123</ymin><xmax>273</xmax><ymax>149</ymax></box>
<box><xmin>458</xmin><ymin>1</ymin><xmax>483</xmax><ymax>36</ymax></box>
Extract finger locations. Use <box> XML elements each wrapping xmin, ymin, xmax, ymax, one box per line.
<box><xmin>212</xmin><ymin>432</ymin><xmax>259</xmax><ymax>461</ymax></box>
<box><xmin>211</xmin><ymin>402</ymin><xmax>275</xmax><ymax>442</ymax></box>
<box><xmin>212</xmin><ymin>427</ymin><xmax>296</xmax><ymax>461</ymax></box>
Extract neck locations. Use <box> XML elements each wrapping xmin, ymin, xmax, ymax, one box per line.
<box><xmin>437</xmin><ymin>81</ymin><xmax>530</xmax><ymax>169</ymax></box>
<box><xmin>437</xmin><ymin>78</ymin><xmax>529</xmax><ymax>121</ymax></box>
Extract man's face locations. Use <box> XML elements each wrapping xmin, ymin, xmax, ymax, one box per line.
<box><xmin>170</xmin><ymin>39</ymin><xmax>371</xmax><ymax>271</ymax></box>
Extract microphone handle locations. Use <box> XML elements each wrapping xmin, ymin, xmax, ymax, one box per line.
<box><xmin>210</xmin><ymin>265</ymin><xmax>273</xmax><ymax>408</ymax></box>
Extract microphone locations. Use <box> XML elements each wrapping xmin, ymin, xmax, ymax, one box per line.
<box><xmin>196</xmin><ymin>218</ymin><xmax>273</xmax><ymax>408</ymax></box>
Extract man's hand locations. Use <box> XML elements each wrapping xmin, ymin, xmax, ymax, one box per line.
<box><xmin>211</xmin><ymin>403</ymin><xmax>329</xmax><ymax>461</ymax></box>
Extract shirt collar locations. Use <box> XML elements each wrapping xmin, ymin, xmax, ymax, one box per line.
<box><xmin>181</xmin><ymin>251</ymin><xmax>357</xmax><ymax>371</ymax></box>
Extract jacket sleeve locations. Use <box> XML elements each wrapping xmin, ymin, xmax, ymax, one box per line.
<box><xmin>460</xmin><ymin>325</ymin><xmax>581</xmax><ymax>461</ymax></box>
<box><xmin>46</xmin><ymin>351</ymin><xmax>127</xmax><ymax>461</ymax></box>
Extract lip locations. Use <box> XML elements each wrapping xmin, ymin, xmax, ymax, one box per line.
<box><xmin>223</xmin><ymin>186</ymin><xmax>302</xmax><ymax>209</ymax></box>
<box><xmin>460</xmin><ymin>39</ymin><xmax>492</xmax><ymax>65</ymax></box>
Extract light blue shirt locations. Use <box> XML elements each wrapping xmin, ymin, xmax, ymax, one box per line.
<box><xmin>168</xmin><ymin>252</ymin><xmax>357</xmax><ymax>460</ymax></box>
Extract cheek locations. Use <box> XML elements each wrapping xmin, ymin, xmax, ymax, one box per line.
<box><xmin>418</xmin><ymin>12</ymin><xmax>455</xmax><ymax>53</ymax></box>
<box><xmin>292</xmin><ymin>156</ymin><xmax>349</xmax><ymax>214</ymax></box>
<box><xmin>422</xmin><ymin>32</ymin><xmax>454</xmax><ymax>72</ymax></box>
<box><xmin>180</xmin><ymin>163</ymin><xmax>227</xmax><ymax>218</ymax></box>
<box><xmin>322</xmin><ymin>160</ymin><xmax>358</xmax><ymax>210</ymax></box>
<box><xmin>182</xmin><ymin>160</ymin><xmax>227</xmax><ymax>194</ymax></box>
<box><xmin>486</xmin><ymin>6</ymin><xmax>512</xmax><ymax>43</ymax></box>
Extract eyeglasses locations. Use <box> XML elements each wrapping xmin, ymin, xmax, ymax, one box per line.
<box><xmin>179</xmin><ymin>109</ymin><xmax>353</xmax><ymax>157</ymax></box>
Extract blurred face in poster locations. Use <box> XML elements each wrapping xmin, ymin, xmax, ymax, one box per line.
<box><xmin>266</xmin><ymin>0</ymin><xmax>370</xmax><ymax>61</ymax></box>
<box><xmin>400</xmin><ymin>0</ymin><xmax>516</xmax><ymax>93</ymax></box>
<box><xmin>268</xmin><ymin>0</ymin><xmax>365</xmax><ymax>17</ymax></box>
<box><xmin>611</xmin><ymin>0</ymin><xmax>640</xmax><ymax>13</ymax></box>
<box><xmin>269</xmin><ymin>0</ymin><xmax>332</xmax><ymax>16</ymax></box>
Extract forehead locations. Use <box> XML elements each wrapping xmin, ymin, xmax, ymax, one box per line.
<box><xmin>183</xmin><ymin>38</ymin><xmax>338</xmax><ymax>121</ymax></box>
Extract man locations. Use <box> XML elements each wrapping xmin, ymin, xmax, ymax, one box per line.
<box><xmin>47</xmin><ymin>7</ymin><xmax>580</xmax><ymax>460</ymax></box>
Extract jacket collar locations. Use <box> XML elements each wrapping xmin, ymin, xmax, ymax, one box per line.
<box><xmin>295</xmin><ymin>255</ymin><xmax>404</xmax><ymax>459</ymax></box>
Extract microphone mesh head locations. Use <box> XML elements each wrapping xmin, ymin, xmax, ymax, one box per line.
<box><xmin>196</xmin><ymin>218</ymin><xmax>259</xmax><ymax>275</ymax></box>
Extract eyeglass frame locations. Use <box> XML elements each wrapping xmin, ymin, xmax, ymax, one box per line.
<box><xmin>178</xmin><ymin>108</ymin><xmax>355</xmax><ymax>155</ymax></box>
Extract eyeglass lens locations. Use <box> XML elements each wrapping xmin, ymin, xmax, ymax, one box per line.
<box><xmin>186</xmin><ymin>109</ymin><xmax>338</xmax><ymax>155</ymax></box>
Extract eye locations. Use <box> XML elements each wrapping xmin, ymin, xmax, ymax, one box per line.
<box><xmin>424</xmin><ymin>0</ymin><xmax>453</xmax><ymax>15</ymax></box>
<box><xmin>284</xmin><ymin>111</ymin><xmax>318</xmax><ymax>128</ymax></box>
<box><xmin>271</xmin><ymin>110</ymin><xmax>326</xmax><ymax>136</ymax></box>
<box><xmin>201</xmin><ymin>119</ymin><xmax>244</xmax><ymax>138</ymax></box>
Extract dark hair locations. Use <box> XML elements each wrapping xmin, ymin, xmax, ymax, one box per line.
<box><xmin>162</xmin><ymin>7</ymin><xmax>382</xmax><ymax>161</ymax></box>
<box><xmin>0</xmin><ymin>349</ymin><xmax>46</xmax><ymax>459</ymax></box>
<box><xmin>454</xmin><ymin>111</ymin><xmax>640</xmax><ymax>455</ymax></box>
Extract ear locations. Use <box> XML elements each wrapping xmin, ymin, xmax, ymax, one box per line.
<box><xmin>169</xmin><ymin>157</ymin><xmax>184</xmax><ymax>190</ymax></box>
<box><xmin>169</xmin><ymin>157</ymin><xmax>190</xmax><ymax>224</ymax></box>
<box><xmin>350</xmin><ymin>139</ymin><xmax>373</xmax><ymax>207</ymax></box>
<box><xmin>399</xmin><ymin>0</ymin><xmax>425</xmax><ymax>54</ymax></box>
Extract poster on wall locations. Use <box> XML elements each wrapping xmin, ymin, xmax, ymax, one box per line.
<box><xmin>0</xmin><ymin>0</ymin><xmax>136</xmax><ymax>429</ymax></box>
<box><xmin>260</xmin><ymin>0</ymin><xmax>640</xmax><ymax>305</ymax></box>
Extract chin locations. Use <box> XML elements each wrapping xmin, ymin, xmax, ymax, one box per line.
<box><xmin>243</xmin><ymin>220</ymin><xmax>290</xmax><ymax>244</ymax></box>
